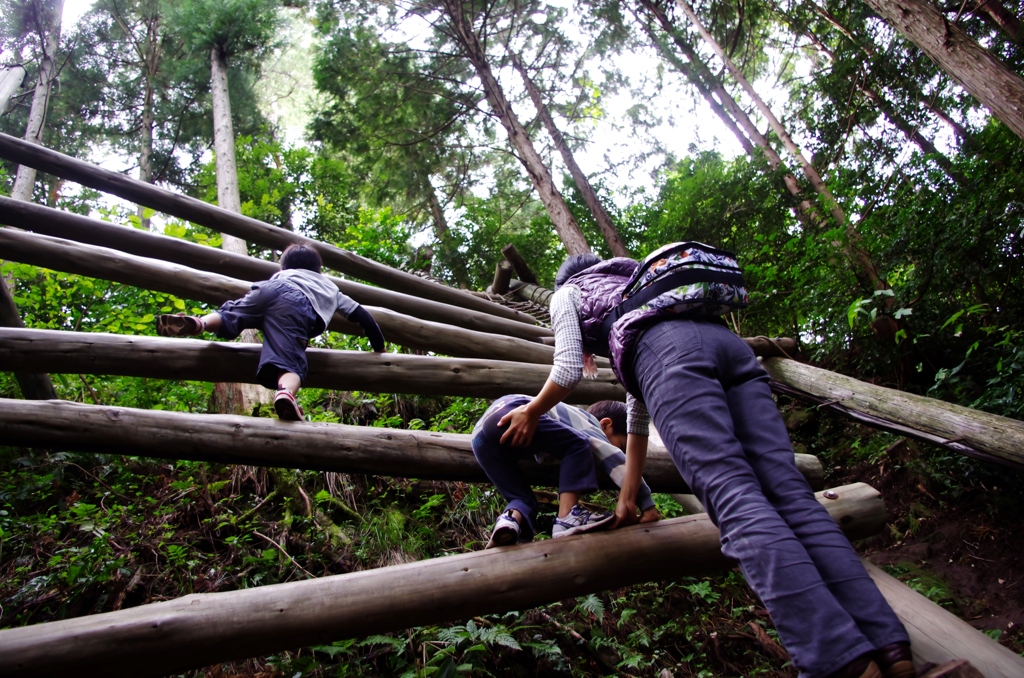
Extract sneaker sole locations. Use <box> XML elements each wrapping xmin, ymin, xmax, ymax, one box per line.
<box><xmin>156</xmin><ymin>315</ymin><xmax>197</xmax><ymax>337</ymax></box>
<box><xmin>552</xmin><ymin>511</ymin><xmax>615</xmax><ymax>538</ymax></box>
<box><xmin>485</xmin><ymin>525</ymin><xmax>519</xmax><ymax>549</ymax></box>
<box><xmin>274</xmin><ymin>397</ymin><xmax>304</xmax><ymax>421</ymax></box>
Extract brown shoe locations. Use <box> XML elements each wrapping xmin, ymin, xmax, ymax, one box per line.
<box><xmin>875</xmin><ymin>643</ymin><xmax>916</xmax><ymax>678</ymax></box>
<box><xmin>156</xmin><ymin>314</ymin><xmax>202</xmax><ymax>337</ymax></box>
<box><xmin>827</xmin><ymin>655</ymin><xmax>882</xmax><ymax>678</ymax></box>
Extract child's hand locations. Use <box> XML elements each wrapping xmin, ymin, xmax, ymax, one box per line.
<box><xmin>639</xmin><ymin>507</ymin><xmax>661</xmax><ymax>524</ymax></box>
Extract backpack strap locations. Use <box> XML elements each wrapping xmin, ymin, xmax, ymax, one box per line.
<box><xmin>596</xmin><ymin>266</ymin><xmax>746</xmax><ymax>353</ymax></box>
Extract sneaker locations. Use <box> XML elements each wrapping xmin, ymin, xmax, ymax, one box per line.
<box><xmin>156</xmin><ymin>314</ymin><xmax>202</xmax><ymax>337</ymax></box>
<box><xmin>485</xmin><ymin>510</ymin><xmax>521</xmax><ymax>549</ymax></box>
<box><xmin>552</xmin><ymin>505</ymin><xmax>614</xmax><ymax>538</ymax></box>
<box><xmin>274</xmin><ymin>390</ymin><xmax>305</xmax><ymax>421</ymax></box>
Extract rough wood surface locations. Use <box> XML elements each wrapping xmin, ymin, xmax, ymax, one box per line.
<box><xmin>490</xmin><ymin>259</ymin><xmax>513</xmax><ymax>295</ymax></box>
<box><xmin>0</xmin><ymin>229</ymin><xmax>557</xmax><ymax>363</ymax></box>
<box><xmin>0</xmin><ymin>328</ymin><xmax>617</xmax><ymax>401</ymax></box>
<box><xmin>0</xmin><ymin>399</ymin><xmax>821</xmax><ymax>494</ymax></box>
<box><xmin>764</xmin><ymin>357</ymin><xmax>1024</xmax><ymax>468</ymax></box>
<box><xmin>919</xmin><ymin>661</ymin><xmax>984</xmax><ymax>678</ymax></box>
<box><xmin>0</xmin><ymin>196</ymin><xmax>553</xmax><ymax>342</ymax></box>
<box><xmin>0</xmin><ymin>131</ymin><xmax>535</xmax><ymax>324</ymax></box>
<box><xmin>501</xmin><ymin>243</ymin><xmax>539</xmax><ymax>284</ymax></box>
<box><xmin>862</xmin><ymin>0</ymin><xmax>1024</xmax><ymax>141</ymax></box>
<box><xmin>863</xmin><ymin>560</ymin><xmax>1024</xmax><ymax>678</ymax></box>
<box><xmin>0</xmin><ymin>483</ymin><xmax>882</xmax><ymax>678</ymax></box>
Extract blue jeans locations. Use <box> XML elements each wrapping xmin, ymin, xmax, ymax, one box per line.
<box><xmin>217</xmin><ymin>280</ymin><xmax>320</xmax><ymax>389</ymax></box>
<box><xmin>471</xmin><ymin>396</ymin><xmax>598</xmax><ymax>540</ymax></box>
<box><xmin>630</xmin><ymin>319</ymin><xmax>908</xmax><ymax>677</ymax></box>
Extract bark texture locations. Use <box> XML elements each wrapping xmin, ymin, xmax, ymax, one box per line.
<box><xmin>0</xmin><ymin>132</ymin><xmax>533</xmax><ymax>324</ymax></box>
<box><xmin>0</xmin><ymin>483</ymin><xmax>881</xmax><ymax>678</ymax></box>
<box><xmin>0</xmin><ymin>195</ymin><xmax>551</xmax><ymax>342</ymax></box>
<box><xmin>510</xmin><ymin>52</ymin><xmax>629</xmax><ymax>257</ymax></box>
<box><xmin>440</xmin><ymin>0</ymin><xmax>591</xmax><ymax>255</ymax></box>
<box><xmin>862</xmin><ymin>0</ymin><xmax>1024</xmax><ymax>140</ymax></box>
<box><xmin>764</xmin><ymin>357</ymin><xmax>1024</xmax><ymax>468</ymax></box>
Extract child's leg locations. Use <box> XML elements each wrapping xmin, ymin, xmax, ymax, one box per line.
<box><xmin>200</xmin><ymin>312</ymin><xmax>222</xmax><ymax>334</ymax></box>
<box><xmin>276</xmin><ymin>371</ymin><xmax>301</xmax><ymax>395</ymax></box>
<box><xmin>557</xmin><ymin>491</ymin><xmax>580</xmax><ymax>518</ymax></box>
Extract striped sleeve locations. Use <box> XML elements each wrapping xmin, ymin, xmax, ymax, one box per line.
<box><xmin>549</xmin><ymin>286</ymin><xmax>585</xmax><ymax>389</ymax></box>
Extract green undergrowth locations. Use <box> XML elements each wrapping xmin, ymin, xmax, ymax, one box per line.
<box><xmin>0</xmin><ymin>382</ymin><xmax>798</xmax><ymax>677</ymax></box>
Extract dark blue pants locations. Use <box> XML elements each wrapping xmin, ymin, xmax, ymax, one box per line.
<box><xmin>630</xmin><ymin>319</ymin><xmax>908</xmax><ymax>678</ymax></box>
<box><xmin>216</xmin><ymin>280</ymin><xmax>320</xmax><ymax>390</ymax></box>
<box><xmin>471</xmin><ymin>396</ymin><xmax>598</xmax><ymax>540</ymax></box>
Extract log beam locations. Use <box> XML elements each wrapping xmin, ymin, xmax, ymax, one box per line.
<box><xmin>0</xmin><ymin>229</ymin><xmax>558</xmax><ymax>364</ymax></box>
<box><xmin>764</xmin><ymin>358</ymin><xmax>1024</xmax><ymax>469</ymax></box>
<box><xmin>0</xmin><ymin>328</ymin><xmax>618</xmax><ymax>402</ymax></box>
<box><xmin>0</xmin><ymin>482</ymin><xmax>882</xmax><ymax>678</ymax></box>
<box><xmin>0</xmin><ymin>398</ymin><xmax>822</xmax><ymax>493</ymax></box>
<box><xmin>863</xmin><ymin>560</ymin><xmax>1024</xmax><ymax>678</ymax></box>
<box><xmin>0</xmin><ymin>131</ymin><xmax>536</xmax><ymax>325</ymax></box>
<box><xmin>0</xmin><ymin>196</ymin><xmax>552</xmax><ymax>342</ymax></box>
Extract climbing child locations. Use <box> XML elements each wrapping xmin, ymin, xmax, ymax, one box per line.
<box><xmin>473</xmin><ymin>395</ymin><xmax>659</xmax><ymax>547</ymax></box>
<box><xmin>499</xmin><ymin>252</ymin><xmax>914</xmax><ymax>678</ymax></box>
<box><xmin>155</xmin><ymin>243</ymin><xmax>386</xmax><ymax>421</ymax></box>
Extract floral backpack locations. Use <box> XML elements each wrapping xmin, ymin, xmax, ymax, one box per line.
<box><xmin>595</xmin><ymin>241</ymin><xmax>749</xmax><ymax>350</ymax></box>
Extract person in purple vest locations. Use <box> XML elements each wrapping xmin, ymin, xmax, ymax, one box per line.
<box><xmin>499</xmin><ymin>253</ymin><xmax>914</xmax><ymax>678</ymax></box>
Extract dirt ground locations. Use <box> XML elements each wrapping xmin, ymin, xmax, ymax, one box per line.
<box><xmin>828</xmin><ymin>437</ymin><xmax>1024</xmax><ymax>656</ymax></box>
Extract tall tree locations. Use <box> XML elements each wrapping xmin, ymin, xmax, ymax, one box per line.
<box><xmin>508</xmin><ymin>48</ymin><xmax>630</xmax><ymax>257</ymax></box>
<box><xmin>861</xmin><ymin>0</ymin><xmax>1024</xmax><ymax>140</ymax></box>
<box><xmin>675</xmin><ymin>0</ymin><xmax>886</xmax><ymax>295</ymax></box>
<box><xmin>0</xmin><ymin>65</ymin><xmax>26</xmax><ymax>112</ymax></box>
<box><xmin>310</xmin><ymin>23</ymin><xmax>482</xmax><ymax>286</ymax></box>
<box><xmin>436</xmin><ymin>0</ymin><xmax>592</xmax><ymax>255</ymax></box>
<box><xmin>170</xmin><ymin>0</ymin><xmax>281</xmax><ymax>414</ymax></box>
<box><xmin>6</xmin><ymin>0</ymin><xmax>64</xmax><ymax>202</ymax></box>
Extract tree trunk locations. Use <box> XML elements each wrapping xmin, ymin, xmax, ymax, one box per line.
<box><xmin>763</xmin><ymin>357</ymin><xmax>1024</xmax><ymax>469</ymax></box>
<box><xmin>440</xmin><ymin>0</ymin><xmax>591</xmax><ymax>256</ymax></box>
<box><xmin>509</xmin><ymin>52</ymin><xmax>629</xmax><ymax>257</ymax></box>
<box><xmin>676</xmin><ymin>0</ymin><xmax>886</xmax><ymax>295</ymax></box>
<box><xmin>0</xmin><ymin>282</ymin><xmax>56</xmax><ymax>399</ymax></box>
<box><xmin>0</xmin><ymin>195</ymin><xmax>551</xmax><ymax>341</ymax></box>
<box><xmin>862</xmin><ymin>560</ymin><xmax>1024</xmax><ymax>676</ymax></box>
<box><xmin>137</xmin><ymin>11</ymin><xmax>160</xmax><ymax>230</ymax></box>
<box><xmin>635</xmin><ymin>0</ymin><xmax>817</xmax><ymax>225</ymax></box>
<box><xmin>210</xmin><ymin>46</ymin><xmax>272</xmax><ymax>414</ymax></box>
<box><xmin>0</xmin><ymin>482</ymin><xmax>882</xmax><ymax>678</ymax></box>
<box><xmin>861</xmin><ymin>0</ymin><xmax>1024</xmax><ymax>141</ymax></box>
<box><xmin>0</xmin><ymin>65</ymin><xmax>26</xmax><ymax>112</ymax></box>
<box><xmin>0</xmin><ymin>132</ymin><xmax>535</xmax><ymax>324</ymax></box>
<box><xmin>972</xmin><ymin>0</ymin><xmax>1021</xmax><ymax>42</ymax></box>
<box><xmin>10</xmin><ymin>0</ymin><xmax>64</xmax><ymax>202</ymax></box>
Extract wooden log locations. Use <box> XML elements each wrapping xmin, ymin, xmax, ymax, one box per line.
<box><xmin>0</xmin><ymin>131</ymin><xmax>537</xmax><ymax>325</ymax></box>
<box><xmin>501</xmin><ymin>242</ymin><xmax>538</xmax><ymax>284</ymax></box>
<box><xmin>0</xmin><ymin>229</ymin><xmax>558</xmax><ymax>364</ymax></box>
<box><xmin>0</xmin><ymin>277</ymin><xmax>56</xmax><ymax>400</ymax></box>
<box><xmin>509</xmin><ymin>278</ymin><xmax>554</xmax><ymax>307</ymax></box>
<box><xmin>0</xmin><ymin>328</ymin><xmax>620</xmax><ymax>402</ymax></box>
<box><xmin>0</xmin><ymin>399</ymin><xmax>821</xmax><ymax>494</ymax></box>
<box><xmin>862</xmin><ymin>560</ymin><xmax>1024</xmax><ymax>678</ymax></box>
<box><xmin>919</xmin><ymin>661</ymin><xmax>984</xmax><ymax>678</ymax></box>
<box><xmin>490</xmin><ymin>259</ymin><xmax>512</xmax><ymax>295</ymax></box>
<box><xmin>763</xmin><ymin>357</ymin><xmax>1024</xmax><ymax>470</ymax></box>
<box><xmin>0</xmin><ymin>196</ymin><xmax>553</xmax><ymax>342</ymax></box>
<box><xmin>0</xmin><ymin>482</ymin><xmax>884</xmax><ymax>678</ymax></box>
